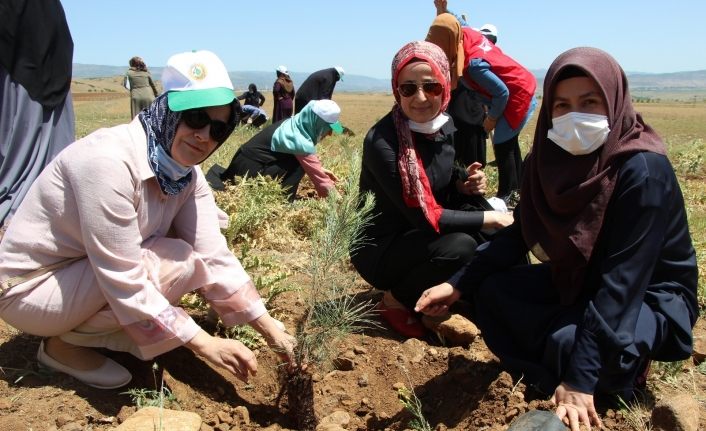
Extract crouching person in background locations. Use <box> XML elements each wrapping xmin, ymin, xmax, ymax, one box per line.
<box><xmin>219</xmin><ymin>100</ymin><xmax>345</xmax><ymax>201</ymax></box>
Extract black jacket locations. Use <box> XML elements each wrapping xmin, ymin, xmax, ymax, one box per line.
<box><xmin>294</xmin><ymin>68</ymin><xmax>340</xmax><ymax>113</ymax></box>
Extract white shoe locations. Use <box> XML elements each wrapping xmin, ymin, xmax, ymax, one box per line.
<box><xmin>37</xmin><ymin>340</ymin><xmax>132</xmax><ymax>389</ymax></box>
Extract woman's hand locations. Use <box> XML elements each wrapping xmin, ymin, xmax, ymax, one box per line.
<box><xmin>186</xmin><ymin>330</ymin><xmax>258</xmax><ymax>382</ymax></box>
<box><xmin>457</xmin><ymin>162</ymin><xmax>487</xmax><ymax>195</ymax></box>
<box><xmin>551</xmin><ymin>382</ymin><xmax>602</xmax><ymax>431</ymax></box>
<box><xmin>323</xmin><ymin>168</ymin><xmax>339</xmax><ymax>183</ymax></box>
<box><xmin>414</xmin><ymin>282</ymin><xmax>462</xmax><ymax>316</ymax></box>
<box><xmin>483</xmin><ymin>116</ymin><xmax>498</xmax><ymax>133</ymax></box>
<box><xmin>482</xmin><ymin>210</ymin><xmax>514</xmax><ymax>230</ymax></box>
<box><xmin>249</xmin><ymin>314</ymin><xmax>299</xmax><ymax>369</ymax></box>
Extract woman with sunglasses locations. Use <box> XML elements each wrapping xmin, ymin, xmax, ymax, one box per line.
<box><xmin>415</xmin><ymin>47</ymin><xmax>698</xmax><ymax>430</ymax></box>
<box><xmin>0</xmin><ymin>50</ymin><xmax>296</xmax><ymax>390</ymax></box>
<box><xmin>350</xmin><ymin>41</ymin><xmax>513</xmax><ymax>339</ymax></box>
<box><xmin>426</xmin><ymin>13</ymin><xmax>537</xmax><ymax>204</ymax></box>
<box><xmin>219</xmin><ymin>99</ymin><xmax>344</xmax><ymax>201</ymax></box>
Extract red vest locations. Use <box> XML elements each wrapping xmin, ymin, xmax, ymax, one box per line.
<box><xmin>461</xmin><ymin>27</ymin><xmax>536</xmax><ymax>130</ymax></box>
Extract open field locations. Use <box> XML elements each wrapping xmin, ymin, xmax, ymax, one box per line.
<box><xmin>1</xmin><ymin>87</ymin><xmax>705</xmax><ymax>430</ymax></box>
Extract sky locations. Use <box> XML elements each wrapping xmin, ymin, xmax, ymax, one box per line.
<box><xmin>61</xmin><ymin>0</ymin><xmax>706</xmax><ymax>80</ymax></box>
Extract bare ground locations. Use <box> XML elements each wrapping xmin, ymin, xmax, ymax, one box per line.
<box><xmin>1</xmin><ymin>284</ymin><xmax>704</xmax><ymax>431</ymax></box>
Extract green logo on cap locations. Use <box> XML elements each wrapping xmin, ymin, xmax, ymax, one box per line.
<box><xmin>189</xmin><ymin>63</ymin><xmax>207</xmax><ymax>80</ymax></box>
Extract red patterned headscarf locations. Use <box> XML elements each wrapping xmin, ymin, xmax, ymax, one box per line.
<box><xmin>391</xmin><ymin>41</ymin><xmax>451</xmax><ymax>232</ymax></box>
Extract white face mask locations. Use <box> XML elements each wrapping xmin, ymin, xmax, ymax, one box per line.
<box><xmin>547</xmin><ymin>112</ymin><xmax>610</xmax><ymax>155</ymax></box>
<box><xmin>408</xmin><ymin>113</ymin><xmax>450</xmax><ymax>134</ymax></box>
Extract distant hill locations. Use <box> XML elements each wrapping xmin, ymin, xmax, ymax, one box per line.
<box><xmin>530</xmin><ymin>69</ymin><xmax>706</xmax><ymax>100</ymax></box>
<box><xmin>72</xmin><ymin>64</ymin><xmax>391</xmax><ymax>93</ymax></box>
<box><xmin>73</xmin><ymin>64</ymin><xmax>706</xmax><ymax>99</ymax></box>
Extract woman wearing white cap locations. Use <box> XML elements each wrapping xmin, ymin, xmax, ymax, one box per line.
<box><xmin>220</xmin><ymin>99</ymin><xmax>344</xmax><ymax>200</ymax></box>
<box><xmin>0</xmin><ymin>50</ymin><xmax>296</xmax><ymax>389</ymax></box>
<box><xmin>272</xmin><ymin>65</ymin><xmax>295</xmax><ymax>122</ymax></box>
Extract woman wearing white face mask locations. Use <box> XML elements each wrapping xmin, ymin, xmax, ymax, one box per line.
<box><xmin>351</xmin><ymin>41</ymin><xmax>514</xmax><ymax>339</ymax></box>
<box><xmin>414</xmin><ymin>47</ymin><xmax>698</xmax><ymax>431</ymax></box>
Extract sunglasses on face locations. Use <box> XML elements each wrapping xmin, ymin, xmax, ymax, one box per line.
<box><xmin>397</xmin><ymin>81</ymin><xmax>444</xmax><ymax>98</ymax></box>
<box><xmin>181</xmin><ymin>109</ymin><xmax>231</xmax><ymax>142</ymax></box>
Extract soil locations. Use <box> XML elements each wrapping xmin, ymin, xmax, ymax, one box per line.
<box><xmin>1</xmin><ymin>283</ymin><xmax>705</xmax><ymax>431</ymax></box>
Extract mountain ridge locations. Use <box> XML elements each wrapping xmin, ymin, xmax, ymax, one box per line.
<box><xmin>73</xmin><ymin>64</ymin><xmax>706</xmax><ymax>98</ymax></box>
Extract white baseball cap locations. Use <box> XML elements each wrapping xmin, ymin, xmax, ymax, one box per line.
<box><xmin>276</xmin><ymin>65</ymin><xmax>289</xmax><ymax>75</ymax></box>
<box><xmin>311</xmin><ymin>100</ymin><xmax>344</xmax><ymax>134</ymax></box>
<box><xmin>161</xmin><ymin>50</ymin><xmax>235</xmax><ymax>112</ymax></box>
<box><xmin>334</xmin><ymin>66</ymin><xmax>345</xmax><ymax>81</ymax></box>
<box><xmin>479</xmin><ymin>24</ymin><xmax>498</xmax><ymax>38</ymax></box>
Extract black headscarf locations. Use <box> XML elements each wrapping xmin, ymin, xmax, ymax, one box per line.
<box><xmin>0</xmin><ymin>0</ymin><xmax>73</xmax><ymax>108</ymax></box>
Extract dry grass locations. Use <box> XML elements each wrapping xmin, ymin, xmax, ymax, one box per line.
<box><xmin>68</xmin><ymin>86</ymin><xmax>706</xmax><ymax>308</ymax></box>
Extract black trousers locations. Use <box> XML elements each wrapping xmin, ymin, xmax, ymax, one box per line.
<box><xmin>454</xmin><ymin>121</ymin><xmax>487</xmax><ymax>167</ymax></box>
<box><xmin>472</xmin><ymin>264</ymin><xmax>662</xmax><ymax>399</ymax></box>
<box><xmin>220</xmin><ymin>150</ymin><xmax>304</xmax><ymax>201</ymax></box>
<box><xmin>352</xmin><ymin>231</ymin><xmax>479</xmax><ymax>310</ymax></box>
<box><xmin>492</xmin><ymin>134</ymin><xmax>522</xmax><ymax>199</ymax></box>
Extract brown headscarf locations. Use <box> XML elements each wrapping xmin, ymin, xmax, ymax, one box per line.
<box><xmin>391</xmin><ymin>41</ymin><xmax>451</xmax><ymax>232</ymax></box>
<box><xmin>521</xmin><ymin>47</ymin><xmax>666</xmax><ymax>304</ymax></box>
<box><xmin>425</xmin><ymin>13</ymin><xmax>464</xmax><ymax>90</ymax></box>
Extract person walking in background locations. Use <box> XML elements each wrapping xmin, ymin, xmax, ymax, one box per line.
<box><xmin>220</xmin><ymin>100</ymin><xmax>344</xmax><ymax>200</ymax></box>
<box><xmin>351</xmin><ymin>41</ymin><xmax>512</xmax><ymax>339</ymax></box>
<box><xmin>272</xmin><ymin>65</ymin><xmax>295</xmax><ymax>122</ymax></box>
<box><xmin>237</xmin><ymin>83</ymin><xmax>266</xmax><ymax>108</ymax></box>
<box><xmin>125</xmin><ymin>56</ymin><xmax>159</xmax><ymax>118</ymax></box>
<box><xmin>427</xmin><ymin>13</ymin><xmax>537</xmax><ymax>203</ymax></box>
<box><xmin>294</xmin><ymin>66</ymin><xmax>344</xmax><ymax>114</ymax></box>
<box><xmin>415</xmin><ymin>47</ymin><xmax>698</xmax><ymax>431</ymax></box>
<box><xmin>0</xmin><ymin>50</ymin><xmax>296</xmax><ymax>390</ymax></box>
<box><xmin>0</xmin><ymin>0</ymin><xmax>76</xmax><ymax>235</ymax></box>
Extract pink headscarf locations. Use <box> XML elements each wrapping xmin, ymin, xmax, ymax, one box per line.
<box><xmin>390</xmin><ymin>41</ymin><xmax>451</xmax><ymax>232</ymax></box>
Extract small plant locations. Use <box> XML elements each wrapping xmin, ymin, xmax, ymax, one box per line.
<box><xmin>122</xmin><ymin>363</ymin><xmax>178</xmax><ymax>412</ymax></box>
<box><xmin>617</xmin><ymin>395</ymin><xmax>653</xmax><ymax>431</ymax></box>
<box><xmin>697</xmin><ymin>360</ymin><xmax>706</xmax><ymax>376</ymax></box>
<box><xmin>214</xmin><ymin>174</ymin><xmax>289</xmax><ymax>245</ymax></box>
<box><xmin>1</xmin><ymin>364</ymin><xmax>52</xmax><ymax>384</ymax></box>
<box><xmin>653</xmin><ymin>360</ymin><xmax>685</xmax><ymax>385</ymax></box>
<box><xmin>282</xmin><ymin>150</ymin><xmax>378</xmax><ymax>430</ymax></box>
<box><xmin>238</xmin><ymin>241</ymin><xmax>295</xmax><ymax>308</ymax></box>
<box><xmin>398</xmin><ymin>386</ymin><xmax>432</xmax><ymax>431</ymax></box>
<box><xmin>123</xmin><ymin>386</ymin><xmax>177</xmax><ymax>409</ymax></box>
<box><xmin>221</xmin><ymin>324</ymin><xmax>264</xmax><ymax>350</ymax></box>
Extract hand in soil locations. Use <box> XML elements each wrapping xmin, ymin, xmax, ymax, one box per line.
<box><xmin>249</xmin><ymin>314</ymin><xmax>302</xmax><ymax>370</ymax></box>
<box><xmin>267</xmin><ymin>330</ymin><xmax>303</xmax><ymax>371</ymax></box>
<box><xmin>414</xmin><ymin>282</ymin><xmax>462</xmax><ymax>316</ymax></box>
<box><xmin>186</xmin><ymin>330</ymin><xmax>258</xmax><ymax>382</ymax></box>
<box><xmin>551</xmin><ymin>382</ymin><xmax>603</xmax><ymax>431</ymax></box>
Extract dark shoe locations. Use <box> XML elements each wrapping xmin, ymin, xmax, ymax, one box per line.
<box><xmin>205</xmin><ymin>164</ymin><xmax>226</xmax><ymax>191</ymax></box>
<box><xmin>376</xmin><ymin>301</ymin><xmax>426</xmax><ymax>338</ymax></box>
<box><xmin>507</xmin><ymin>410</ymin><xmax>565</xmax><ymax>431</ymax></box>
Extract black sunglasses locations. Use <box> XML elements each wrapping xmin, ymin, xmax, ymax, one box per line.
<box><xmin>397</xmin><ymin>82</ymin><xmax>444</xmax><ymax>98</ymax></box>
<box><xmin>181</xmin><ymin>109</ymin><xmax>231</xmax><ymax>142</ymax></box>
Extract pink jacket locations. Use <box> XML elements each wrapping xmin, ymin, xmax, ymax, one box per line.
<box><xmin>0</xmin><ymin>118</ymin><xmax>266</xmax><ymax>357</ymax></box>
